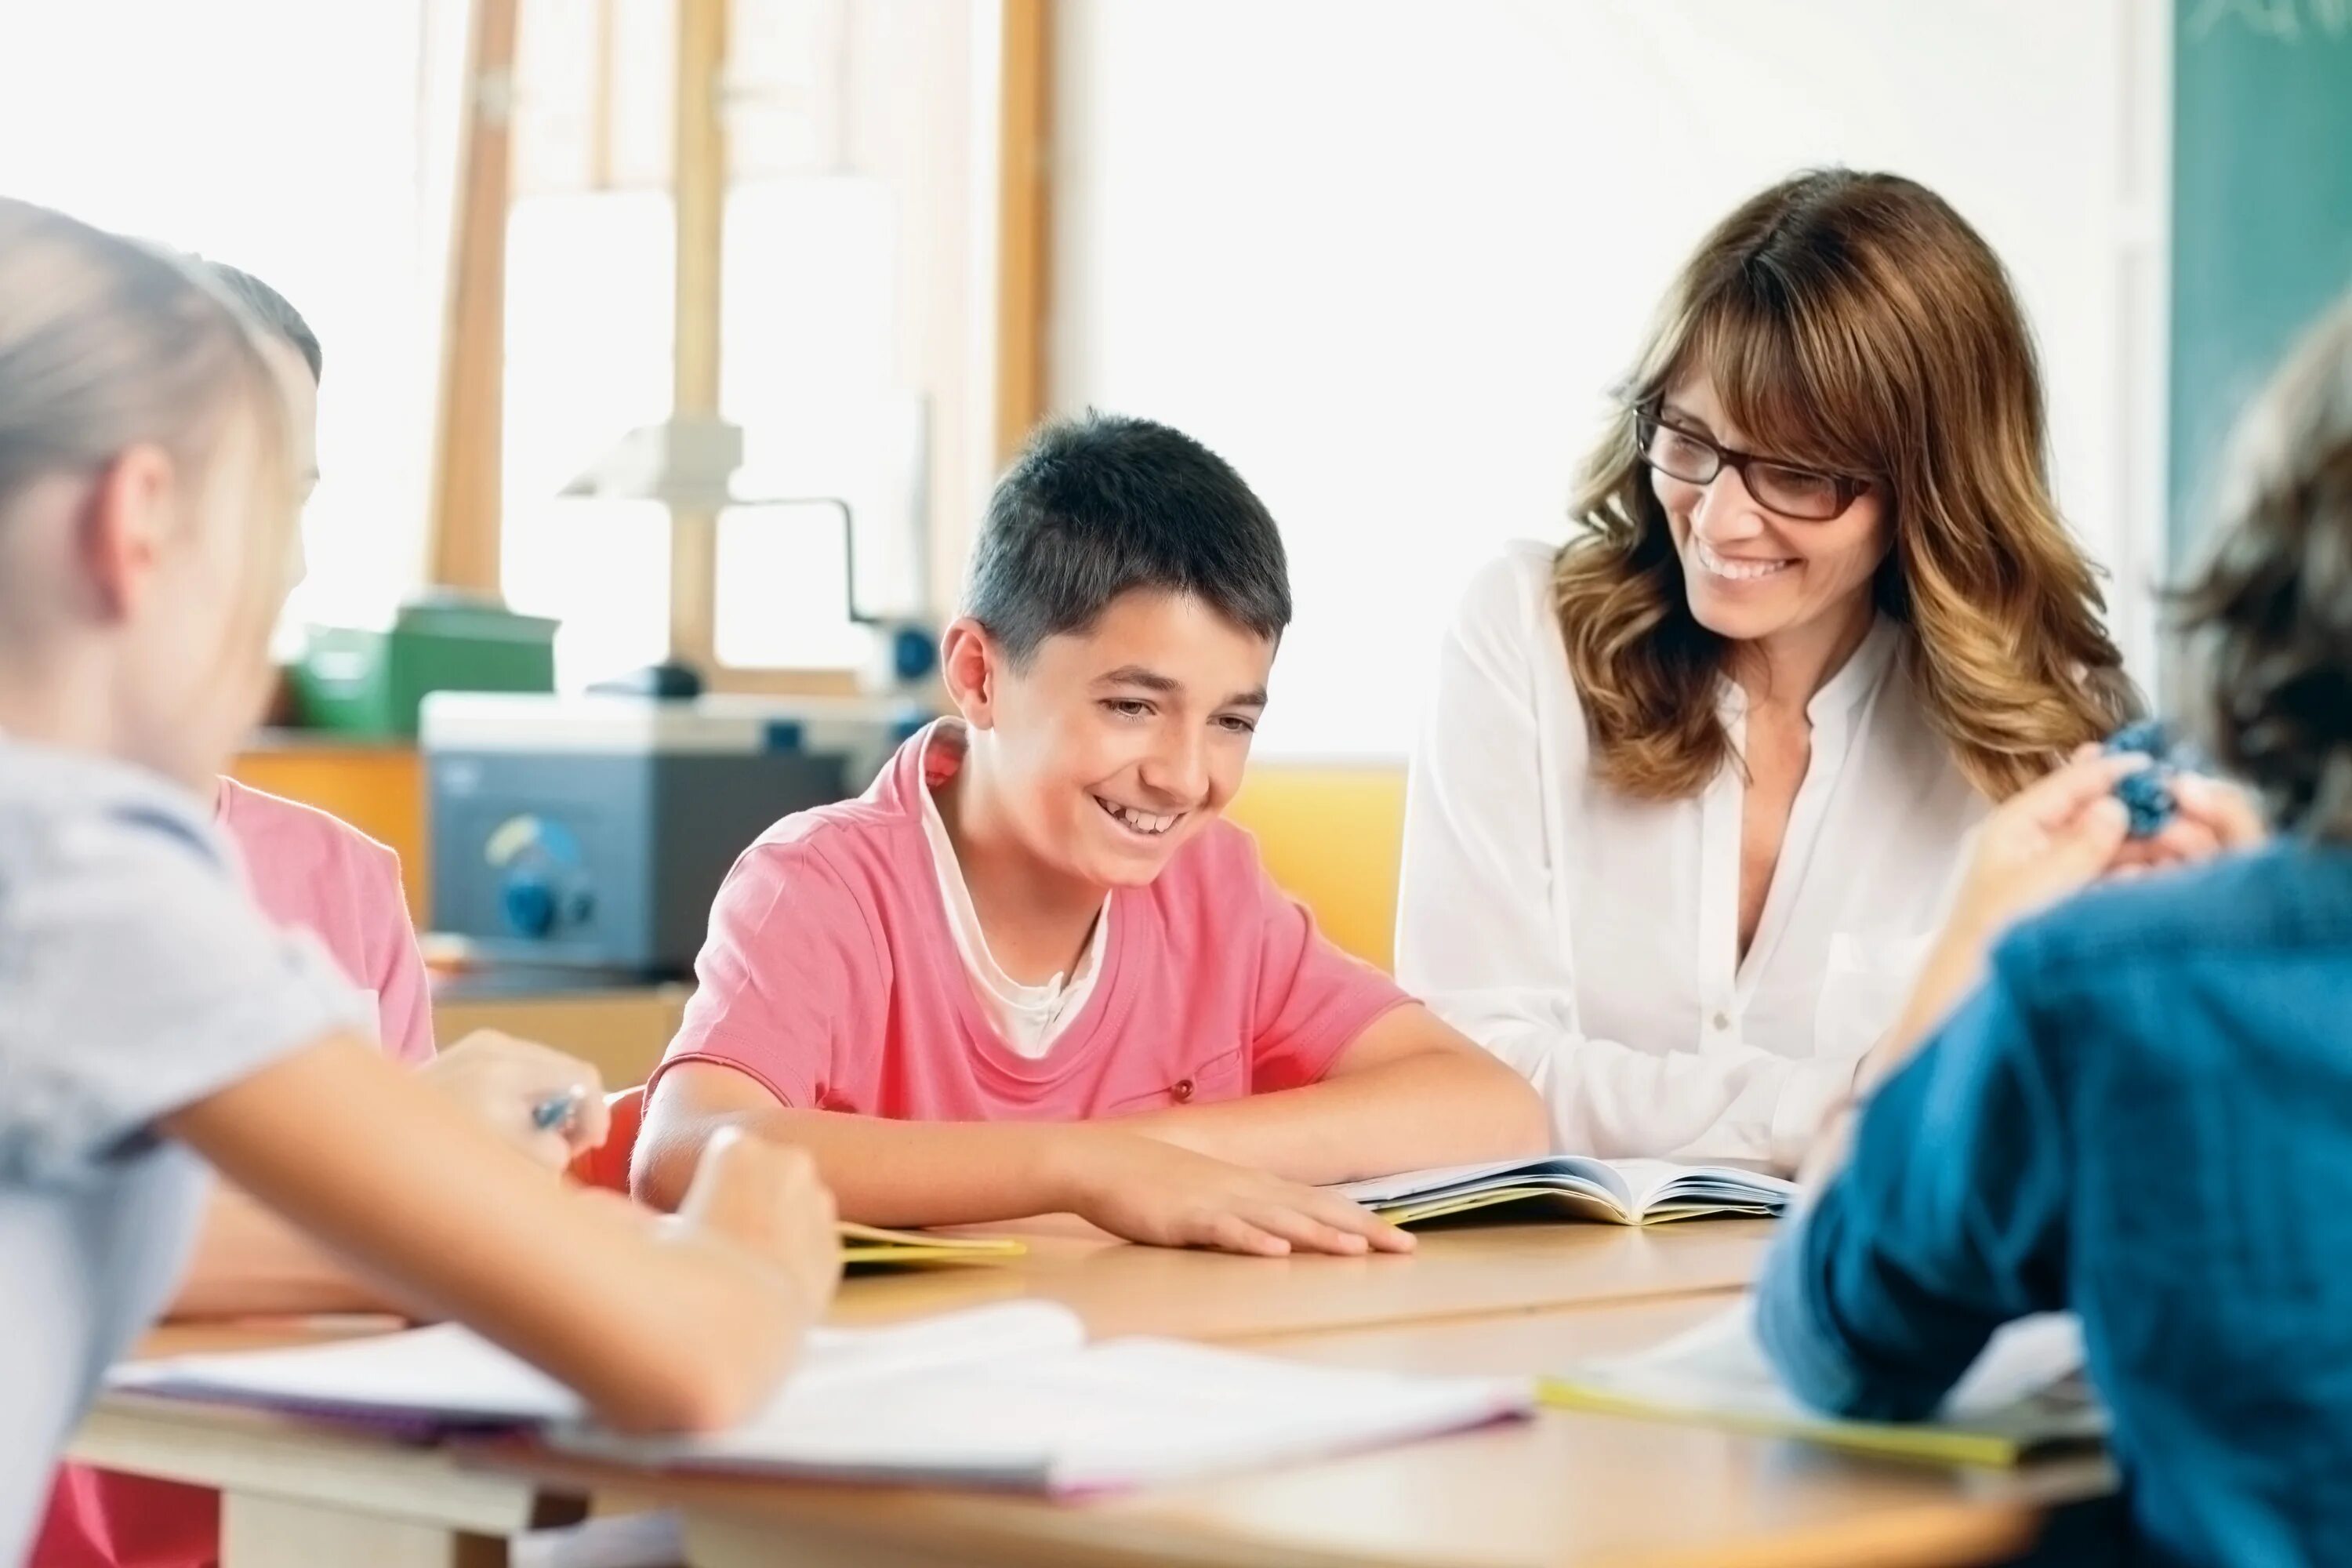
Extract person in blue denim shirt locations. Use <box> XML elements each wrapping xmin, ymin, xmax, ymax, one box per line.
<box><xmin>1757</xmin><ymin>288</ymin><xmax>2352</xmax><ymax>1568</ymax></box>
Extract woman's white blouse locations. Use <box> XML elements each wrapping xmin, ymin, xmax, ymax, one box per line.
<box><xmin>1397</xmin><ymin>541</ymin><xmax>1988</xmax><ymax>1172</ymax></box>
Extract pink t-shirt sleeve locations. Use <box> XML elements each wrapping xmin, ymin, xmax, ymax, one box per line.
<box><xmin>354</xmin><ymin>842</ymin><xmax>436</xmax><ymax>1065</ymax></box>
<box><xmin>217</xmin><ymin>779</ymin><xmax>435</xmax><ymax>1065</ymax></box>
<box><xmin>1247</xmin><ymin>853</ymin><xmax>1412</xmax><ymax>1091</ymax></box>
<box><xmin>656</xmin><ymin>837</ymin><xmax>878</xmax><ymax>1111</ymax></box>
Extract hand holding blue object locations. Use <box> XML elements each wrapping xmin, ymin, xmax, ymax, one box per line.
<box><xmin>2103</xmin><ymin>720</ymin><xmax>2180</xmax><ymax>839</ymax></box>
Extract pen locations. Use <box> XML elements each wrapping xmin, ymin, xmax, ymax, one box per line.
<box><xmin>532</xmin><ymin>1085</ymin><xmax>588</xmax><ymax>1136</ymax></box>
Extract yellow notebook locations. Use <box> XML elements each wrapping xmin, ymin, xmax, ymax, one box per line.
<box><xmin>1541</xmin><ymin>1302</ymin><xmax>2104</xmax><ymax>1467</ymax></box>
<box><xmin>837</xmin><ymin>1222</ymin><xmax>1025</xmax><ymax>1269</ymax></box>
<box><xmin>1337</xmin><ymin>1157</ymin><xmax>1792</xmax><ymax>1228</ymax></box>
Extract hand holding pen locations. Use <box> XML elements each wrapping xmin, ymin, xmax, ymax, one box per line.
<box><xmin>419</xmin><ymin>1031</ymin><xmax>611</xmax><ymax>1171</ymax></box>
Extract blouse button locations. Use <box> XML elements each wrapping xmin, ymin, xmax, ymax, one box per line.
<box><xmin>1173</xmin><ymin>1078</ymin><xmax>1196</xmax><ymax>1103</ymax></box>
<box><xmin>1711</xmin><ymin>1011</ymin><xmax>1732</xmax><ymax>1033</ymax></box>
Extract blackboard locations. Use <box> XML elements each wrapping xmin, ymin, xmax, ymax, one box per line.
<box><xmin>2169</xmin><ymin>0</ymin><xmax>2352</xmax><ymax>560</ymax></box>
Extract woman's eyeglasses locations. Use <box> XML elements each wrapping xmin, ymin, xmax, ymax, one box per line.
<box><xmin>1632</xmin><ymin>406</ymin><xmax>1872</xmax><ymax>522</ymax></box>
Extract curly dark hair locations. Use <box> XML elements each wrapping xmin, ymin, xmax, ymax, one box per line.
<box><xmin>2175</xmin><ymin>290</ymin><xmax>2352</xmax><ymax>840</ymax></box>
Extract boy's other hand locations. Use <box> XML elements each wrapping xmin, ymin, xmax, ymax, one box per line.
<box><xmin>1057</xmin><ymin>1130</ymin><xmax>1414</xmax><ymax>1258</ymax></box>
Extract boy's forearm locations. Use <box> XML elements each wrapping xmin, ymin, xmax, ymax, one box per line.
<box><xmin>641</xmin><ymin>1105</ymin><xmax>1093</xmax><ymax>1229</ymax></box>
<box><xmin>1122</xmin><ymin>1047</ymin><xmax>1548</xmax><ymax>1185</ymax></box>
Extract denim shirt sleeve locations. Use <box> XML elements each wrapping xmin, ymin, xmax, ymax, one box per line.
<box><xmin>1755</xmin><ymin>941</ymin><xmax>2072</xmax><ymax>1421</ymax></box>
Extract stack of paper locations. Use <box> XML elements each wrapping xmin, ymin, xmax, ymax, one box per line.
<box><xmin>113</xmin><ymin>1301</ymin><xmax>1530</xmax><ymax>1495</ymax></box>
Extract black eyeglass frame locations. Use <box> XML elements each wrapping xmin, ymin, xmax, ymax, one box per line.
<box><xmin>1631</xmin><ymin>402</ymin><xmax>1876</xmax><ymax>522</ymax></box>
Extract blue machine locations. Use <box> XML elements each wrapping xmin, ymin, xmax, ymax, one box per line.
<box><xmin>422</xmin><ymin>691</ymin><xmax>927</xmax><ymax>978</ymax></box>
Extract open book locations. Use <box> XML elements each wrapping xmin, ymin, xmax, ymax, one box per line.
<box><xmin>1542</xmin><ymin>1301</ymin><xmax>2104</xmax><ymax>1466</ymax></box>
<box><xmin>838</xmin><ymin>1221</ymin><xmax>1023</xmax><ymax>1269</ymax></box>
<box><xmin>111</xmin><ymin>1301</ymin><xmax>1530</xmax><ymax>1496</ymax></box>
<box><xmin>1336</xmin><ymin>1157</ymin><xmax>1795</xmax><ymax>1227</ymax></box>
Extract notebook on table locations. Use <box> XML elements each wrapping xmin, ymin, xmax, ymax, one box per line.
<box><xmin>111</xmin><ymin>1301</ymin><xmax>1530</xmax><ymax>1496</ymax></box>
<box><xmin>838</xmin><ymin>1221</ymin><xmax>1024</xmax><ymax>1269</ymax></box>
<box><xmin>1541</xmin><ymin>1301</ymin><xmax>2103</xmax><ymax>1466</ymax></box>
<box><xmin>1335</xmin><ymin>1157</ymin><xmax>1795</xmax><ymax>1227</ymax></box>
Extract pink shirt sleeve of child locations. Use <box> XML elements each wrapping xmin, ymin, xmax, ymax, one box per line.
<box><xmin>216</xmin><ymin>779</ymin><xmax>435</xmax><ymax>1065</ymax></box>
<box><xmin>1245</xmin><ymin>850</ymin><xmax>1413</xmax><ymax>1091</ymax></box>
<box><xmin>656</xmin><ymin>837</ymin><xmax>880</xmax><ymax>1111</ymax></box>
<box><xmin>354</xmin><ymin>844</ymin><xmax>435</xmax><ymax>1066</ymax></box>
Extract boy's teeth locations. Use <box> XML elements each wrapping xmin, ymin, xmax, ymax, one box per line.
<box><xmin>1101</xmin><ymin>798</ymin><xmax>1177</xmax><ymax>836</ymax></box>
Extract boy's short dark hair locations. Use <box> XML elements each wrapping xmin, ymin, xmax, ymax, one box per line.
<box><xmin>198</xmin><ymin>259</ymin><xmax>322</xmax><ymax>383</ymax></box>
<box><xmin>966</xmin><ymin>412</ymin><xmax>1290</xmax><ymax>664</ymax></box>
<box><xmin>2178</xmin><ymin>289</ymin><xmax>2352</xmax><ymax>840</ymax></box>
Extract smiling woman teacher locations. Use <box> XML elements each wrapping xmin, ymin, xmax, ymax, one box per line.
<box><xmin>1397</xmin><ymin>169</ymin><xmax>2138</xmax><ymax>1171</ymax></box>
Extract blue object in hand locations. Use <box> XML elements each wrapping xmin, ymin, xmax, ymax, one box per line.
<box><xmin>2104</xmin><ymin>719</ymin><xmax>2170</xmax><ymax>759</ymax></box>
<box><xmin>532</xmin><ymin>1087</ymin><xmax>586</xmax><ymax>1134</ymax></box>
<box><xmin>2103</xmin><ymin>720</ymin><xmax>2177</xmax><ymax>839</ymax></box>
<box><xmin>2114</xmin><ymin>767</ymin><xmax>2176</xmax><ymax>840</ymax></box>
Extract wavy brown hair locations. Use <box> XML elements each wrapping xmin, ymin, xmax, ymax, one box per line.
<box><xmin>2176</xmin><ymin>289</ymin><xmax>2352</xmax><ymax>840</ymax></box>
<box><xmin>1553</xmin><ymin>169</ymin><xmax>2137</xmax><ymax>801</ymax></box>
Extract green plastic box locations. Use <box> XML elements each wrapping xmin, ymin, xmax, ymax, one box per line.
<box><xmin>292</xmin><ymin>596</ymin><xmax>558</xmax><ymax>739</ymax></box>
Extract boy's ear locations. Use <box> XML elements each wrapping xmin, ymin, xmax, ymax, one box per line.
<box><xmin>938</xmin><ymin>616</ymin><xmax>1001</xmax><ymax>731</ymax></box>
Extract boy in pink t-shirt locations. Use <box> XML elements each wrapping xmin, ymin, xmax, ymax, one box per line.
<box><xmin>638</xmin><ymin>414</ymin><xmax>1547</xmax><ymax>1255</ymax></box>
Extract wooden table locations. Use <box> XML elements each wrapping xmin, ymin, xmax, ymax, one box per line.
<box><xmin>71</xmin><ymin>1222</ymin><xmax>2104</xmax><ymax>1568</ymax></box>
<box><xmin>831</xmin><ymin>1217</ymin><xmax>1774</xmax><ymax>1341</ymax></box>
<box><xmin>490</xmin><ymin>1292</ymin><xmax>2110</xmax><ymax>1568</ymax></box>
<box><xmin>74</xmin><ymin>1396</ymin><xmax>579</xmax><ymax>1568</ymax></box>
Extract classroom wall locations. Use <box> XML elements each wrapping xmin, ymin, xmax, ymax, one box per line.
<box><xmin>2167</xmin><ymin>2</ymin><xmax>2352</xmax><ymax>562</ymax></box>
<box><xmin>1047</xmin><ymin>0</ymin><xmax>2174</xmax><ymax>753</ymax></box>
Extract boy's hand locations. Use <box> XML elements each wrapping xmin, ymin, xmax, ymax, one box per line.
<box><xmin>1058</xmin><ymin>1130</ymin><xmax>1413</xmax><ymax>1258</ymax></box>
<box><xmin>674</xmin><ymin>1128</ymin><xmax>844</xmax><ymax>1312</ymax></box>
<box><xmin>422</xmin><ymin>1030</ymin><xmax>608</xmax><ymax>1171</ymax></box>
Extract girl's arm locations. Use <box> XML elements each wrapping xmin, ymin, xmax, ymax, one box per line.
<box><xmin>162</xmin><ymin>1035</ymin><xmax>840</xmax><ymax>1433</ymax></box>
<box><xmin>167</xmin><ymin>1029</ymin><xmax>613</xmax><ymax>1320</ymax></box>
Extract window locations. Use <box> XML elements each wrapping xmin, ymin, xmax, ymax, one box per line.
<box><xmin>499</xmin><ymin>0</ymin><xmax>984</xmax><ymax>689</ymax></box>
<box><xmin>0</xmin><ymin>0</ymin><xmax>452</xmax><ymax>649</ymax></box>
